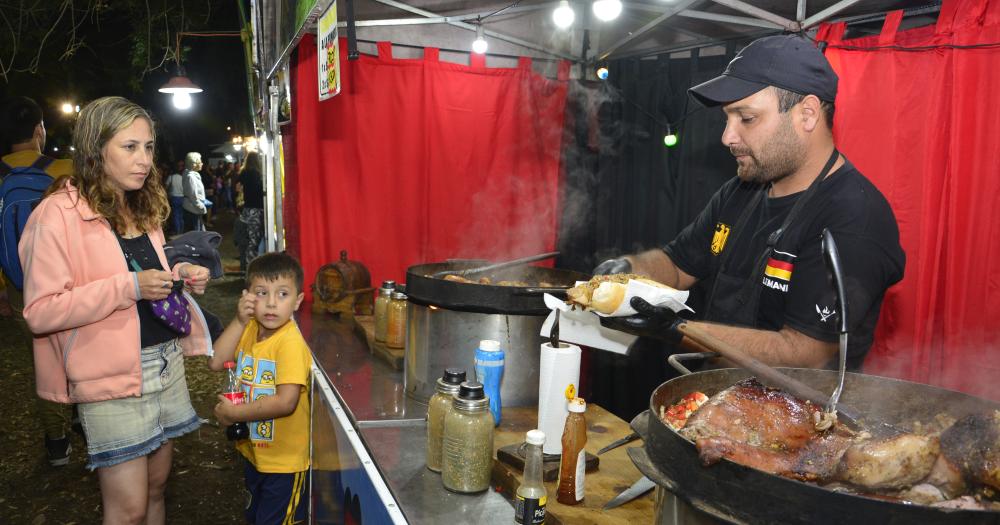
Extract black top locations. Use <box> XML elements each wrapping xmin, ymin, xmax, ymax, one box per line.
<box><xmin>118</xmin><ymin>234</ymin><xmax>178</xmax><ymax>348</ymax></box>
<box><xmin>239</xmin><ymin>168</ymin><xmax>264</xmax><ymax>209</ymax></box>
<box><xmin>664</xmin><ymin>160</ymin><xmax>905</xmax><ymax>370</ymax></box>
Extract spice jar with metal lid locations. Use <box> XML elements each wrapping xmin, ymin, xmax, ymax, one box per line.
<box><xmin>441</xmin><ymin>381</ymin><xmax>495</xmax><ymax>493</ymax></box>
<box><xmin>373</xmin><ymin>280</ymin><xmax>396</xmax><ymax>343</ymax></box>
<box><xmin>426</xmin><ymin>367</ymin><xmax>466</xmax><ymax>472</ymax></box>
<box><xmin>385</xmin><ymin>290</ymin><xmax>408</xmax><ymax>349</ymax></box>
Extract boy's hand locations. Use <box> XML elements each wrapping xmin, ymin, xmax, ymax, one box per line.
<box><xmin>236</xmin><ymin>290</ymin><xmax>256</xmax><ymax>325</ymax></box>
<box><xmin>214</xmin><ymin>394</ymin><xmax>238</xmax><ymax>426</ymax></box>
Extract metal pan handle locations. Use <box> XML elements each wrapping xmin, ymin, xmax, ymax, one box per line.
<box><xmin>667</xmin><ymin>351</ymin><xmax>719</xmax><ymax>376</ymax></box>
<box><xmin>630</xmin><ymin>410</ymin><xmax>651</xmax><ymax>440</ymax></box>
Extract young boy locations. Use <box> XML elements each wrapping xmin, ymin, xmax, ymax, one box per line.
<box><xmin>211</xmin><ymin>252</ymin><xmax>312</xmax><ymax>524</ymax></box>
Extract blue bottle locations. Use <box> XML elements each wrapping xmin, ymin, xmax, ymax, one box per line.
<box><xmin>474</xmin><ymin>339</ymin><xmax>504</xmax><ymax>426</ymax></box>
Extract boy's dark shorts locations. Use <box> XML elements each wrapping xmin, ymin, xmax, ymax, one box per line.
<box><xmin>244</xmin><ymin>460</ymin><xmax>308</xmax><ymax>524</ymax></box>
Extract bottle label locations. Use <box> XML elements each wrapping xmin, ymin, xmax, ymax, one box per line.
<box><xmin>514</xmin><ymin>495</ymin><xmax>546</xmax><ymax>524</ymax></box>
<box><xmin>575</xmin><ymin>449</ymin><xmax>586</xmax><ymax>500</ymax></box>
<box><xmin>223</xmin><ymin>391</ymin><xmax>244</xmax><ymax>405</ymax></box>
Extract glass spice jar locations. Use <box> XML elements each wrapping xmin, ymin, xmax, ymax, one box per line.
<box><xmin>385</xmin><ymin>290</ymin><xmax>408</xmax><ymax>349</ymax></box>
<box><xmin>426</xmin><ymin>368</ymin><xmax>466</xmax><ymax>472</ymax></box>
<box><xmin>441</xmin><ymin>381</ymin><xmax>495</xmax><ymax>493</ymax></box>
<box><xmin>373</xmin><ymin>280</ymin><xmax>396</xmax><ymax>343</ymax></box>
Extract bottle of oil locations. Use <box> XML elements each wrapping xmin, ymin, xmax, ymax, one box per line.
<box><xmin>515</xmin><ymin>429</ymin><xmax>546</xmax><ymax>524</ymax></box>
<box><xmin>556</xmin><ymin>397</ymin><xmax>587</xmax><ymax>505</ymax></box>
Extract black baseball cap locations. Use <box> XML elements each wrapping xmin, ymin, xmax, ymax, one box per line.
<box><xmin>689</xmin><ymin>34</ymin><xmax>838</xmax><ymax>107</ymax></box>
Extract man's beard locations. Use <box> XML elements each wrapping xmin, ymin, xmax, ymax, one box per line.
<box><xmin>732</xmin><ymin>116</ymin><xmax>805</xmax><ymax>185</ymax></box>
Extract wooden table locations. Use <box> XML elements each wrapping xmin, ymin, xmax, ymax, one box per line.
<box><xmin>492</xmin><ymin>405</ymin><xmax>654</xmax><ymax>524</ymax></box>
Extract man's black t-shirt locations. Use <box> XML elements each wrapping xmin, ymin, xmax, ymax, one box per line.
<box><xmin>664</xmin><ymin>160</ymin><xmax>905</xmax><ymax>370</ymax></box>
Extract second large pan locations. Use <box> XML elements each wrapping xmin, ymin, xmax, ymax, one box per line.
<box><xmin>628</xmin><ymin>367</ymin><xmax>1000</xmax><ymax>525</ymax></box>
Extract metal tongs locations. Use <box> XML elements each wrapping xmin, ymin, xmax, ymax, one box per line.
<box><xmin>430</xmin><ymin>251</ymin><xmax>560</xmax><ymax>279</ymax></box>
<box><xmin>820</xmin><ymin>228</ymin><xmax>849</xmax><ymax>428</ymax></box>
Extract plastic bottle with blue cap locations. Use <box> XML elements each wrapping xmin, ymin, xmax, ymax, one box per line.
<box><xmin>474</xmin><ymin>339</ymin><xmax>504</xmax><ymax>426</ymax></box>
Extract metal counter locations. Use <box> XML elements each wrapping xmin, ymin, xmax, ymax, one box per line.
<box><xmin>304</xmin><ymin>311</ymin><xmax>513</xmax><ymax>524</ymax></box>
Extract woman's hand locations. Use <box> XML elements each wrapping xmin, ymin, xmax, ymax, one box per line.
<box><xmin>236</xmin><ymin>289</ymin><xmax>256</xmax><ymax>325</ymax></box>
<box><xmin>136</xmin><ymin>269</ymin><xmax>175</xmax><ymax>301</ymax></box>
<box><xmin>179</xmin><ymin>263</ymin><xmax>211</xmax><ymax>294</ymax></box>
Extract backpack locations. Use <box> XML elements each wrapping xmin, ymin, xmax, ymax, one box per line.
<box><xmin>0</xmin><ymin>156</ymin><xmax>55</xmax><ymax>290</ymax></box>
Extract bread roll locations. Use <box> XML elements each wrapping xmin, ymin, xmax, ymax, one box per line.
<box><xmin>590</xmin><ymin>281</ymin><xmax>626</xmax><ymax>314</ymax></box>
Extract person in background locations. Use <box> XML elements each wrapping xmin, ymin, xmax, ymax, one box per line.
<box><xmin>164</xmin><ymin>160</ymin><xmax>185</xmax><ymax>235</ymax></box>
<box><xmin>210</xmin><ymin>252</ymin><xmax>311</xmax><ymax>525</ymax></box>
<box><xmin>19</xmin><ymin>96</ymin><xmax>213</xmax><ymax>524</ymax></box>
<box><xmin>0</xmin><ymin>95</ymin><xmax>75</xmax><ymax>467</ymax></box>
<box><xmin>236</xmin><ymin>152</ymin><xmax>265</xmax><ymax>273</ymax></box>
<box><xmin>181</xmin><ymin>151</ymin><xmax>207</xmax><ymax>232</ymax></box>
<box><xmin>598</xmin><ymin>35</ymin><xmax>904</xmax><ymax>375</ymax></box>
<box><xmin>203</xmin><ymin>164</ymin><xmax>216</xmax><ymax>228</ymax></box>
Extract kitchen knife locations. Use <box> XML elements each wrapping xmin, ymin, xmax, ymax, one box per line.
<box><xmin>603</xmin><ymin>475</ymin><xmax>656</xmax><ymax>510</ymax></box>
<box><xmin>597</xmin><ymin>431</ymin><xmax>640</xmax><ymax>455</ymax></box>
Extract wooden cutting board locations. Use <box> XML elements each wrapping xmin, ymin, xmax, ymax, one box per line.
<box><xmin>355</xmin><ymin>314</ymin><xmax>404</xmax><ymax>370</ymax></box>
<box><xmin>491</xmin><ymin>405</ymin><xmax>655</xmax><ymax>524</ymax></box>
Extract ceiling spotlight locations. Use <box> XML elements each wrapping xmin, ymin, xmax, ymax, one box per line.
<box><xmin>553</xmin><ymin>1</ymin><xmax>575</xmax><ymax>29</ymax></box>
<box><xmin>596</xmin><ymin>66</ymin><xmax>609</xmax><ymax>80</ymax></box>
<box><xmin>593</xmin><ymin>0</ymin><xmax>623</xmax><ymax>21</ymax></box>
<box><xmin>472</xmin><ymin>24</ymin><xmax>488</xmax><ymax>54</ymax></box>
<box><xmin>159</xmin><ymin>75</ymin><xmax>203</xmax><ymax>94</ymax></box>
<box><xmin>172</xmin><ymin>92</ymin><xmax>193</xmax><ymax>110</ymax></box>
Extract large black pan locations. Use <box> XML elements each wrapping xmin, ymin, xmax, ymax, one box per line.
<box><xmin>627</xmin><ymin>367</ymin><xmax>1000</xmax><ymax>525</ymax></box>
<box><xmin>405</xmin><ymin>262</ymin><xmax>589</xmax><ymax>315</ymax></box>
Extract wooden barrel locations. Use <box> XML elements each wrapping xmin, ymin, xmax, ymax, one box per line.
<box><xmin>314</xmin><ymin>250</ymin><xmax>372</xmax><ymax>304</ymax></box>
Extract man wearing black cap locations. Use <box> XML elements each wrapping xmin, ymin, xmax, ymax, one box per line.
<box><xmin>597</xmin><ymin>35</ymin><xmax>905</xmax><ymax>371</ymax></box>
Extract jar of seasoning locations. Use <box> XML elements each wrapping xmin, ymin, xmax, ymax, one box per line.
<box><xmin>373</xmin><ymin>280</ymin><xmax>396</xmax><ymax>343</ymax></box>
<box><xmin>385</xmin><ymin>290</ymin><xmax>408</xmax><ymax>349</ymax></box>
<box><xmin>426</xmin><ymin>368</ymin><xmax>466</xmax><ymax>472</ymax></box>
<box><xmin>441</xmin><ymin>381</ymin><xmax>495</xmax><ymax>493</ymax></box>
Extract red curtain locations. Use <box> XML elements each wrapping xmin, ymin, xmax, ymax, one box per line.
<box><xmin>818</xmin><ymin>0</ymin><xmax>1000</xmax><ymax>401</ymax></box>
<box><xmin>285</xmin><ymin>35</ymin><xmax>570</xmax><ymax>301</ymax></box>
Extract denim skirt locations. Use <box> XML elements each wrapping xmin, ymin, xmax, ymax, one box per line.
<box><xmin>78</xmin><ymin>339</ymin><xmax>201</xmax><ymax>470</ymax></box>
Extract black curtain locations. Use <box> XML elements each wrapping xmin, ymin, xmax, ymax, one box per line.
<box><xmin>557</xmin><ymin>43</ymin><xmax>749</xmax><ymax>421</ymax></box>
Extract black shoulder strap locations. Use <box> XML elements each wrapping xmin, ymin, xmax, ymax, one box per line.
<box><xmin>30</xmin><ymin>155</ymin><xmax>55</xmax><ymax>171</ymax></box>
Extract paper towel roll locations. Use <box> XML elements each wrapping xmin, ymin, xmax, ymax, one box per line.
<box><xmin>537</xmin><ymin>342</ymin><xmax>582</xmax><ymax>455</ymax></box>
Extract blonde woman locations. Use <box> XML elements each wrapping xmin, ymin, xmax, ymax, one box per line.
<box><xmin>19</xmin><ymin>96</ymin><xmax>213</xmax><ymax>525</ymax></box>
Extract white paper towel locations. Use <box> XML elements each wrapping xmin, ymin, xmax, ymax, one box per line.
<box><xmin>537</xmin><ymin>342</ymin><xmax>582</xmax><ymax>455</ymax></box>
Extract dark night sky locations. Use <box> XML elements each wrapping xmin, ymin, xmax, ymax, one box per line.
<box><xmin>0</xmin><ymin>1</ymin><xmax>251</xmax><ymax>167</ymax></box>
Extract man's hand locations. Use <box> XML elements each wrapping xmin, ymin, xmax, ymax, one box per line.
<box><xmin>600</xmin><ymin>297</ymin><xmax>684</xmax><ymax>343</ymax></box>
<box><xmin>593</xmin><ymin>257</ymin><xmax>632</xmax><ymax>275</ymax></box>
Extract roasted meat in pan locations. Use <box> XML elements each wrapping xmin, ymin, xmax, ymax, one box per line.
<box><xmin>679</xmin><ymin>378</ymin><xmax>855</xmax><ymax>481</ymax></box>
<box><xmin>940</xmin><ymin>411</ymin><xmax>1000</xmax><ymax>491</ymax></box>
<box><xmin>676</xmin><ymin>378</ymin><xmax>945</xmax><ymax>491</ymax></box>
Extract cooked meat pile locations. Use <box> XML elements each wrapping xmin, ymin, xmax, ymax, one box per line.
<box><xmin>565</xmin><ymin>273</ymin><xmax>642</xmax><ymax>309</ymax></box>
<box><xmin>673</xmin><ymin>378</ymin><xmax>1000</xmax><ymax>510</ymax></box>
<box><xmin>440</xmin><ymin>274</ymin><xmax>553</xmax><ymax>287</ymax></box>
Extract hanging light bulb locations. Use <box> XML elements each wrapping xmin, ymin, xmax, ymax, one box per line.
<box><xmin>172</xmin><ymin>92</ymin><xmax>193</xmax><ymax>110</ymax></box>
<box><xmin>592</xmin><ymin>0</ymin><xmax>623</xmax><ymax>21</ymax></box>
<box><xmin>552</xmin><ymin>1</ymin><xmax>575</xmax><ymax>29</ymax></box>
<box><xmin>664</xmin><ymin>125</ymin><xmax>678</xmax><ymax>148</ymax></box>
<box><xmin>596</xmin><ymin>66</ymin><xmax>609</xmax><ymax>80</ymax></box>
<box><xmin>471</xmin><ymin>24</ymin><xmax>488</xmax><ymax>54</ymax></box>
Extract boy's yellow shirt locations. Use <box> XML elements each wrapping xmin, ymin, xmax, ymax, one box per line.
<box><xmin>234</xmin><ymin>318</ymin><xmax>313</xmax><ymax>473</ymax></box>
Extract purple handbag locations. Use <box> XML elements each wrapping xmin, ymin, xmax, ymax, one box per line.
<box><xmin>117</xmin><ymin>233</ymin><xmax>193</xmax><ymax>336</ymax></box>
<box><xmin>150</xmin><ymin>279</ymin><xmax>192</xmax><ymax>336</ymax></box>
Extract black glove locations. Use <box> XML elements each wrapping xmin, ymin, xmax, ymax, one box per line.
<box><xmin>600</xmin><ymin>296</ymin><xmax>684</xmax><ymax>344</ymax></box>
<box><xmin>593</xmin><ymin>257</ymin><xmax>632</xmax><ymax>275</ymax></box>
